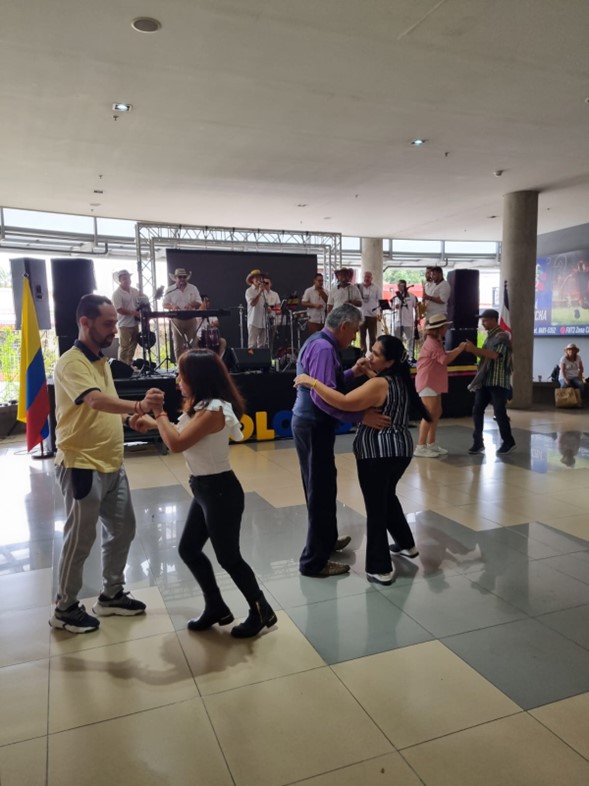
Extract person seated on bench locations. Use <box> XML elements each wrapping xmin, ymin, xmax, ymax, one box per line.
<box><xmin>559</xmin><ymin>343</ymin><xmax>585</xmax><ymax>390</ymax></box>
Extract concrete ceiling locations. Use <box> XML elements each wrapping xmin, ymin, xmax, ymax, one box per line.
<box><xmin>1</xmin><ymin>0</ymin><xmax>589</xmax><ymax>241</ymax></box>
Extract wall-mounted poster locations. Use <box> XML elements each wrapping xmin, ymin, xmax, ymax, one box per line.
<box><xmin>534</xmin><ymin>249</ymin><xmax>589</xmax><ymax>336</ymax></box>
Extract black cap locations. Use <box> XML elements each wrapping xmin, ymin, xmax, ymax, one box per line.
<box><xmin>478</xmin><ymin>308</ymin><xmax>499</xmax><ymax>320</ymax></box>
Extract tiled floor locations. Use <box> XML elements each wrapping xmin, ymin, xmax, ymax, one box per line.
<box><xmin>1</xmin><ymin>409</ymin><xmax>589</xmax><ymax>785</ymax></box>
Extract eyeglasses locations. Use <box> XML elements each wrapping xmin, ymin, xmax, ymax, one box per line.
<box><xmin>177</xmin><ymin>276</ymin><xmax>187</xmax><ymax>279</ymax></box>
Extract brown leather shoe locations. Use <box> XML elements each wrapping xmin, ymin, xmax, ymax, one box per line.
<box><xmin>334</xmin><ymin>536</ymin><xmax>351</xmax><ymax>552</ymax></box>
<box><xmin>304</xmin><ymin>561</ymin><xmax>350</xmax><ymax>578</ymax></box>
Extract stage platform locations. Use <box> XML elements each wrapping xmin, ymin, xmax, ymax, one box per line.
<box><xmin>48</xmin><ymin>366</ymin><xmax>477</xmax><ymax>446</ymax></box>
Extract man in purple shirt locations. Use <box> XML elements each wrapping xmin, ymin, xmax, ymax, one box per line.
<box><xmin>292</xmin><ymin>304</ymin><xmax>390</xmax><ymax>577</ymax></box>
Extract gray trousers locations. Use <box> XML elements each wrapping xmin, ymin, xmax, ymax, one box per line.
<box><xmin>55</xmin><ymin>465</ymin><xmax>136</xmax><ymax>610</ymax></box>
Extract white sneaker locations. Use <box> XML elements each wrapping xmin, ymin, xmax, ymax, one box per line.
<box><xmin>366</xmin><ymin>571</ymin><xmax>395</xmax><ymax>586</ymax></box>
<box><xmin>427</xmin><ymin>443</ymin><xmax>448</xmax><ymax>455</ymax></box>
<box><xmin>390</xmin><ymin>545</ymin><xmax>420</xmax><ymax>558</ymax></box>
<box><xmin>414</xmin><ymin>445</ymin><xmax>439</xmax><ymax>458</ymax></box>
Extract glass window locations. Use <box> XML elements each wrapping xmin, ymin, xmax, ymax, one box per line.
<box><xmin>3</xmin><ymin>208</ymin><xmax>94</xmax><ymax>234</ymax></box>
<box><xmin>96</xmin><ymin>218</ymin><xmax>136</xmax><ymax>237</ymax></box>
<box><xmin>392</xmin><ymin>239</ymin><xmax>442</xmax><ymax>253</ymax></box>
<box><xmin>342</xmin><ymin>236</ymin><xmax>361</xmax><ymax>251</ymax></box>
<box><xmin>444</xmin><ymin>241</ymin><xmax>498</xmax><ymax>254</ymax></box>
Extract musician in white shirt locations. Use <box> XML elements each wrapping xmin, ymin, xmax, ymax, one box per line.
<box><xmin>424</xmin><ymin>266</ymin><xmax>451</xmax><ymax>318</ymax></box>
<box><xmin>301</xmin><ymin>273</ymin><xmax>328</xmax><ymax>334</ymax></box>
<box><xmin>358</xmin><ymin>271</ymin><xmax>381</xmax><ymax>352</ymax></box>
<box><xmin>327</xmin><ymin>268</ymin><xmax>362</xmax><ymax>313</ymax></box>
<box><xmin>163</xmin><ymin>268</ymin><xmax>202</xmax><ymax>361</ymax></box>
<box><xmin>245</xmin><ymin>269</ymin><xmax>280</xmax><ymax>348</ymax></box>
<box><xmin>393</xmin><ymin>279</ymin><xmax>417</xmax><ymax>358</ymax></box>
<box><xmin>111</xmin><ymin>269</ymin><xmax>141</xmax><ymax>365</ymax></box>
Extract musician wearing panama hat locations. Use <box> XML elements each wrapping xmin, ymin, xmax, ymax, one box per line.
<box><xmin>414</xmin><ymin>313</ymin><xmax>467</xmax><ymax>457</ymax></box>
<box><xmin>111</xmin><ymin>269</ymin><xmax>142</xmax><ymax>365</ymax></box>
<box><xmin>163</xmin><ymin>268</ymin><xmax>203</xmax><ymax>361</ymax></box>
<box><xmin>245</xmin><ymin>269</ymin><xmax>280</xmax><ymax>348</ymax></box>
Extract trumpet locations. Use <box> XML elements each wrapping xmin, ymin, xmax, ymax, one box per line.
<box><xmin>416</xmin><ymin>280</ymin><xmax>428</xmax><ymax>320</ymax></box>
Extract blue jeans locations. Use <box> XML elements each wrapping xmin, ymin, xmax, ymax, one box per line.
<box><xmin>472</xmin><ymin>386</ymin><xmax>514</xmax><ymax>446</ymax></box>
<box><xmin>560</xmin><ymin>378</ymin><xmax>584</xmax><ymax>390</ymax></box>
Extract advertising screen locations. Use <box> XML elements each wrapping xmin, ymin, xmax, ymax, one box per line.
<box><xmin>534</xmin><ymin>249</ymin><xmax>589</xmax><ymax>336</ymax></box>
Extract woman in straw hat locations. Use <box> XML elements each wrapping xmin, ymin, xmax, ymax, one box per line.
<box><xmin>414</xmin><ymin>314</ymin><xmax>467</xmax><ymax>457</ymax></box>
<box><xmin>558</xmin><ymin>343</ymin><xmax>585</xmax><ymax>392</ymax></box>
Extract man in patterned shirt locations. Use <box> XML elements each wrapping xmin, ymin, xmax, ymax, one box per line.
<box><xmin>464</xmin><ymin>309</ymin><xmax>515</xmax><ymax>456</ymax></box>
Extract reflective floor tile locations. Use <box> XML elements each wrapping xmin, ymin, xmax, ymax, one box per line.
<box><xmin>264</xmin><ymin>571</ymin><xmax>373</xmax><ymax>608</ymax></box>
<box><xmin>286</xmin><ymin>591</ymin><xmax>432</xmax><ymax>664</ymax></box>
<box><xmin>380</xmin><ymin>574</ymin><xmax>526</xmax><ymax>638</ymax></box>
<box><xmin>204</xmin><ymin>667</ymin><xmax>393</xmax><ymax>786</ymax></box>
<box><xmin>256</xmin><ymin>481</ymin><xmax>306</xmax><ymax>508</ymax></box>
<box><xmin>508</xmin><ymin>521</ymin><xmax>588</xmax><ymax>554</ymax></box>
<box><xmin>467</xmin><ymin>558</ymin><xmax>589</xmax><ymax>616</ymax></box>
<box><xmin>180</xmin><ymin>611</ymin><xmax>324</xmax><ymax>695</ymax></box>
<box><xmin>49</xmin><ymin>587</ymin><xmax>174</xmax><ymax>655</ymax></box>
<box><xmin>530</xmin><ymin>692</ymin><xmax>589</xmax><ymax>759</ymax></box>
<box><xmin>0</xmin><ymin>605</ymin><xmax>50</xmax><ymax>667</ymax></box>
<box><xmin>333</xmin><ymin>641</ymin><xmax>519</xmax><ymax>749</ymax></box>
<box><xmin>0</xmin><ymin>736</ymin><xmax>47</xmax><ymax>786</ymax></box>
<box><xmin>537</xmin><ymin>603</ymin><xmax>589</xmax><ymax>650</ymax></box>
<box><xmin>0</xmin><ymin>659</ymin><xmax>49</xmax><ymax>746</ymax></box>
<box><xmin>48</xmin><ymin>698</ymin><xmax>232</xmax><ymax>786</ymax></box>
<box><xmin>0</xmin><ymin>568</ymin><xmax>52</xmax><ymax>612</ymax></box>
<box><xmin>539</xmin><ymin>513</ymin><xmax>589</xmax><ymax>540</ymax></box>
<box><xmin>402</xmin><ymin>712</ymin><xmax>589</xmax><ymax>786</ymax></box>
<box><xmin>535</xmin><ymin>551</ymin><xmax>589</xmax><ymax>585</ymax></box>
<box><xmin>48</xmin><ymin>633</ymin><xmax>199</xmax><ymax>733</ymax></box>
<box><xmin>442</xmin><ymin>617</ymin><xmax>589</xmax><ymax>709</ymax></box>
<box><xmin>288</xmin><ymin>752</ymin><xmax>423</xmax><ymax>786</ymax></box>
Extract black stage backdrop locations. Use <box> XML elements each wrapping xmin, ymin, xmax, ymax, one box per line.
<box><xmin>166</xmin><ymin>249</ymin><xmax>318</xmax><ymax>349</ymax></box>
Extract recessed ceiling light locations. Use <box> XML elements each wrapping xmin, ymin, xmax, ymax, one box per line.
<box><xmin>131</xmin><ymin>17</ymin><xmax>162</xmax><ymax>33</ymax></box>
<box><xmin>410</xmin><ymin>138</ymin><xmax>427</xmax><ymax>146</ymax></box>
<box><xmin>112</xmin><ymin>102</ymin><xmax>132</xmax><ymax>112</ymax></box>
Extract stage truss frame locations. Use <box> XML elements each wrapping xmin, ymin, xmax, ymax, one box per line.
<box><xmin>134</xmin><ymin>222</ymin><xmax>342</xmax><ymax>365</ymax></box>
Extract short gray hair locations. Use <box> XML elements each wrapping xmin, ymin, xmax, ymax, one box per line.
<box><xmin>326</xmin><ymin>303</ymin><xmax>362</xmax><ymax>330</ymax></box>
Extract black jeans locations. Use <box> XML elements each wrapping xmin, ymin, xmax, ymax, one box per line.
<box><xmin>356</xmin><ymin>457</ymin><xmax>413</xmax><ymax>574</ymax></box>
<box><xmin>179</xmin><ymin>471</ymin><xmax>261</xmax><ymax>607</ymax></box>
<box><xmin>472</xmin><ymin>386</ymin><xmax>514</xmax><ymax>446</ymax></box>
<box><xmin>292</xmin><ymin>415</ymin><xmax>339</xmax><ymax>574</ymax></box>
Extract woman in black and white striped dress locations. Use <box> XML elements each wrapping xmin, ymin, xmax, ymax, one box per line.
<box><xmin>294</xmin><ymin>335</ymin><xmax>430</xmax><ymax>586</ymax></box>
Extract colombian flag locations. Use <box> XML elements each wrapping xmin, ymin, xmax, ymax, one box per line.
<box><xmin>16</xmin><ymin>276</ymin><xmax>50</xmax><ymax>451</ymax></box>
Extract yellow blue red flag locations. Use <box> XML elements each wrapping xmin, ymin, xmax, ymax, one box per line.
<box><xmin>16</xmin><ymin>276</ymin><xmax>50</xmax><ymax>451</ymax></box>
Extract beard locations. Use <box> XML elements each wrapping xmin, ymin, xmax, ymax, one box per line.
<box><xmin>89</xmin><ymin>326</ymin><xmax>114</xmax><ymax>348</ymax></box>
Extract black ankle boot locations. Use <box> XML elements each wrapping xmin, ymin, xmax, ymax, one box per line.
<box><xmin>230</xmin><ymin>594</ymin><xmax>277</xmax><ymax>639</ymax></box>
<box><xmin>187</xmin><ymin>601</ymin><xmax>234</xmax><ymax>632</ymax></box>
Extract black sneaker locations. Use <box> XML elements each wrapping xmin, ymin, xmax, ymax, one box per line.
<box><xmin>49</xmin><ymin>603</ymin><xmax>100</xmax><ymax>634</ymax></box>
<box><xmin>468</xmin><ymin>443</ymin><xmax>485</xmax><ymax>455</ymax></box>
<box><xmin>496</xmin><ymin>442</ymin><xmax>516</xmax><ymax>455</ymax></box>
<box><xmin>92</xmin><ymin>590</ymin><xmax>146</xmax><ymax>617</ymax></box>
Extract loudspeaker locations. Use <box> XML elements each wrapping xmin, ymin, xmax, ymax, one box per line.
<box><xmin>341</xmin><ymin>346</ymin><xmax>363</xmax><ymax>370</ymax></box>
<box><xmin>10</xmin><ymin>258</ymin><xmax>51</xmax><ymax>330</ymax></box>
<box><xmin>444</xmin><ymin>327</ymin><xmax>478</xmax><ymax>364</ymax></box>
<box><xmin>51</xmin><ymin>258</ymin><xmax>96</xmax><ymax>344</ymax></box>
<box><xmin>109</xmin><ymin>358</ymin><xmax>134</xmax><ymax>379</ymax></box>
<box><xmin>446</xmin><ymin>270</ymin><xmax>480</xmax><ymax>329</ymax></box>
<box><xmin>230</xmin><ymin>347</ymin><xmax>272</xmax><ymax>371</ymax></box>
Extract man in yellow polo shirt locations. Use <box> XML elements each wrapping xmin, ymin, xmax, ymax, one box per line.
<box><xmin>50</xmin><ymin>294</ymin><xmax>164</xmax><ymax>634</ymax></box>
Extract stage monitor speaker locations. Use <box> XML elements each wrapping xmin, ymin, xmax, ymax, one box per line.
<box><xmin>51</xmin><ymin>258</ymin><xmax>96</xmax><ymax>346</ymax></box>
<box><xmin>231</xmin><ymin>347</ymin><xmax>272</xmax><ymax>372</ymax></box>
<box><xmin>341</xmin><ymin>346</ymin><xmax>363</xmax><ymax>370</ymax></box>
<box><xmin>444</xmin><ymin>327</ymin><xmax>478</xmax><ymax>365</ymax></box>
<box><xmin>446</xmin><ymin>270</ymin><xmax>480</xmax><ymax>329</ymax></box>
<box><xmin>109</xmin><ymin>358</ymin><xmax>134</xmax><ymax>379</ymax></box>
<box><xmin>10</xmin><ymin>258</ymin><xmax>51</xmax><ymax>330</ymax></box>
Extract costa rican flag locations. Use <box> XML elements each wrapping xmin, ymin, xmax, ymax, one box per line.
<box><xmin>500</xmin><ymin>280</ymin><xmax>512</xmax><ymax>336</ymax></box>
